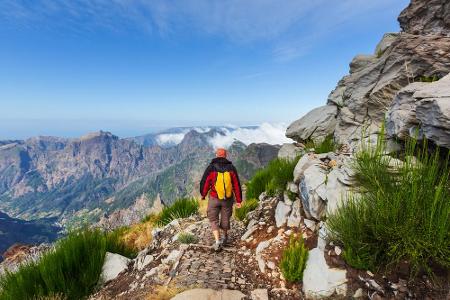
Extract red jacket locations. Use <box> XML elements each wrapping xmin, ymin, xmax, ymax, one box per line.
<box><xmin>200</xmin><ymin>157</ymin><xmax>242</xmax><ymax>203</ymax></box>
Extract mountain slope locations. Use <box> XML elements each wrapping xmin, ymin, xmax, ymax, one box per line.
<box><xmin>0</xmin><ymin>128</ymin><xmax>281</xmax><ymax>228</ymax></box>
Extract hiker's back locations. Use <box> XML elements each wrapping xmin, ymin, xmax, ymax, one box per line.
<box><xmin>213</xmin><ymin>161</ymin><xmax>234</xmax><ymax>200</ymax></box>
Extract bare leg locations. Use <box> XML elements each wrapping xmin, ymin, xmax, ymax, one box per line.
<box><xmin>212</xmin><ymin>229</ymin><xmax>220</xmax><ymax>242</ymax></box>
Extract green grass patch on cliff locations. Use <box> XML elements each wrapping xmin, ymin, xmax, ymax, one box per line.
<box><xmin>304</xmin><ymin>134</ymin><xmax>337</xmax><ymax>154</ymax></box>
<box><xmin>177</xmin><ymin>232</ymin><xmax>198</xmax><ymax>244</ymax></box>
<box><xmin>234</xmin><ymin>198</ymin><xmax>259</xmax><ymax>223</ymax></box>
<box><xmin>0</xmin><ymin>228</ymin><xmax>135</xmax><ymax>300</ymax></box>
<box><xmin>327</xmin><ymin>133</ymin><xmax>450</xmax><ymax>276</ymax></box>
<box><xmin>246</xmin><ymin>158</ymin><xmax>298</xmax><ymax>199</ymax></box>
<box><xmin>154</xmin><ymin>198</ymin><xmax>199</xmax><ymax>227</ymax></box>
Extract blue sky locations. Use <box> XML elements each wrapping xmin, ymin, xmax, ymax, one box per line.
<box><xmin>0</xmin><ymin>0</ymin><xmax>409</xmax><ymax>139</ymax></box>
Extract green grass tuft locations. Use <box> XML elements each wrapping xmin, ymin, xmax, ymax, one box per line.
<box><xmin>154</xmin><ymin>198</ymin><xmax>199</xmax><ymax>227</ymax></box>
<box><xmin>177</xmin><ymin>232</ymin><xmax>198</xmax><ymax>244</ymax></box>
<box><xmin>279</xmin><ymin>236</ymin><xmax>309</xmax><ymax>283</ymax></box>
<box><xmin>327</xmin><ymin>130</ymin><xmax>450</xmax><ymax>276</ymax></box>
<box><xmin>304</xmin><ymin>134</ymin><xmax>337</xmax><ymax>154</ymax></box>
<box><xmin>0</xmin><ymin>228</ymin><xmax>134</xmax><ymax>300</ymax></box>
<box><xmin>418</xmin><ymin>75</ymin><xmax>439</xmax><ymax>83</ymax></box>
<box><xmin>246</xmin><ymin>158</ymin><xmax>298</xmax><ymax>199</ymax></box>
<box><xmin>105</xmin><ymin>227</ymin><xmax>138</xmax><ymax>258</ymax></box>
<box><xmin>234</xmin><ymin>198</ymin><xmax>259</xmax><ymax>222</ymax></box>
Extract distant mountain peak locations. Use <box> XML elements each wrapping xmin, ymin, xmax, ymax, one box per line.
<box><xmin>79</xmin><ymin>131</ymin><xmax>117</xmax><ymax>141</ymax></box>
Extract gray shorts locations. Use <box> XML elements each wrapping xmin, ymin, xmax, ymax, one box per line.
<box><xmin>207</xmin><ymin>196</ymin><xmax>234</xmax><ymax>230</ymax></box>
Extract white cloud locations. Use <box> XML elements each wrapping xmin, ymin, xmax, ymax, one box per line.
<box><xmin>209</xmin><ymin>123</ymin><xmax>292</xmax><ymax>149</ymax></box>
<box><xmin>155</xmin><ymin>133</ymin><xmax>186</xmax><ymax>146</ymax></box>
<box><xmin>192</xmin><ymin>127</ymin><xmax>212</xmax><ymax>133</ymax></box>
<box><xmin>152</xmin><ymin>123</ymin><xmax>292</xmax><ymax>148</ymax></box>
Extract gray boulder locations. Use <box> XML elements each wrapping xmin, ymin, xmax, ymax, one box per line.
<box><xmin>325</xmin><ymin>169</ymin><xmax>350</xmax><ymax>215</ymax></box>
<box><xmin>415</xmin><ymin>74</ymin><xmax>450</xmax><ymax>148</ymax></box>
<box><xmin>277</xmin><ymin>143</ymin><xmax>304</xmax><ymax>161</ymax></box>
<box><xmin>300</xmin><ymin>164</ymin><xmax>327</xmax><ymax>220</ymax></box>
<box><xmin>286</xmin><ymin>105</ymin><xmax>337</xmax><ymax>143</ymax></box>
<box><xmin>275</xmin><ymin>201</ymin><xmax>292</xmax><ymax>228</ymax></box>
<box><xmin>293</xmin><ymin>154</ymin><xmax>320</xmax><ymax>184</ymax></box>
<box><xmin>303</xmin><ymin>248</ymin><xmax>347</xmax><ymax>299</ymax></box>
<box><xmin>416</xmin><ymin>98</ymin><xmax>450</xmax><ymax>148</ymax></box>
<box><xmin>386</xmin><ymin>82</ymin><xmax>428</xmax><ymax>139</ymax></box>
<box><xmin>294</xmin><ymin>153</ymin><xmax>355</xmax><ymax>220</ymax></box>
<box><xmin>387</xmin><ymin>74</ymin><xmax>450</xmax><ymax>148</ymax></box>
<box><xmin>287</xmin><ymin>199</ymin><xmax>302</xmax><ymax>227</ymax></box>
<box><xmin>100</xmin><ymin>252</ymin><xmax>131</xmax><ymax>283</ymax></box>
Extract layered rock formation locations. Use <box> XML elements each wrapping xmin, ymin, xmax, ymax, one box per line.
<box><xmin>398</xmin><ymin>0</ymin><xmax>450</xmax><ymax>36</ymax></box>
<box><xmin>287</xmin><ymin>0</ymin><xmax>450</xmax><ymax>148</ymax></box>
<box><xmin>387</xmin><ymin>74</ymin><xmax>450</xmax><ymax>147</ymax></box>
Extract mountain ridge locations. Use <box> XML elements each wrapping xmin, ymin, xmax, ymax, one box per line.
<box><xmin>0</xmin><ymin>127</ymin><xmax>283</xmax><ymax>243</ymax></box>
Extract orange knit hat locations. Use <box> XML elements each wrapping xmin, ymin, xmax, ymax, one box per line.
<box><xmin>216</xmin><ymin>148</ymin><xmax>227</xmax><ymax>158</ymax></box>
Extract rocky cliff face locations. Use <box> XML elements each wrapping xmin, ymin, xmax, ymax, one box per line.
<box><xmin>386</xmin><ymin>74</ymin><xmax>450</xmax><ymax>147</ymax></box>
<box><xmin>0</xmin><ymin>131</ymin><xmax>180</xmax><ymax>222</ymax></box>
<box><xmin>398</xmin><ymin>0</ymin><xmax>450</xmax><ymax>36</ymax></box>
<box><xmin>287</xmin><ymin>0</ymin><xmax>450</xmax><ymax>148</ymax></box>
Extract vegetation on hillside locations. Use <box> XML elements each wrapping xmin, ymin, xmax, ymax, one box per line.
<box><xmin>246</xmin><ymin>158</ymin><xmax>298</xmax><ymax>199</ymax></box>
<box><xmin>0</xmin><ymin>228</ymin><xmax>135</xmax><ymax>300</ymax></box>
<box><xmin>177</xmin><ymin>232</ymin><xmax>198</xmax><ymax>244</ymax></box>
<box><xmin>154</xmin><ymin>198</ymin><xmax>199</xmax><ymax>227</ymax></box>
<box><xmin>327</xmin><ymin>133</ymin><xmax>450</xmax><ymax>276</ymax></box>
<box><xmin>234</xmin><ymin>198</ymin><xmax>259</xmax><ymax>223</ymax></box>
<box><xmin>304</xmin><ymin>134</ymin><xmax>337</xmax><ymax>154</ymax></box>
<box><xmin>279</xmin><ymin>236</ymin><xmax>309</xmax><ymax>283</ymax></box>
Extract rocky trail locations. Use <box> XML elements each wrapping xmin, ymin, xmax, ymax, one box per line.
<box><xmin>89</xmin><ymin>150</ymin><xmax>450</xmax><ymax>300</ymax></box>
<box><xmin>3</xmin><ymin>150</ymin><xmax>448</xmax><ymax>299</ymax></box>
<box><xmin>90</xmin><ymin>196</ymin><xmax>305</xmax><ymax>300</ymax></box>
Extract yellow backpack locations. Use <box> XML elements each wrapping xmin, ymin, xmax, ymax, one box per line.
<box><xmin>215</xmin><ymin>171</ymin><xmax>233</xmax><ymax>200</ymax></box>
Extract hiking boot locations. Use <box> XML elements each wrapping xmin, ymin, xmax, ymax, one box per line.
<box><xmin>220</xmin><ymin>235</ymin><xmax>229</xmax><ymax>246</ymax></box>
<box><xmin>213</xmin><ymin>241</ymin><xmax>221</xmax><ymax>252</ymax></box>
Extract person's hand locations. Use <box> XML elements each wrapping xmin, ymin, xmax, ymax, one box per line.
<box><xmin>236</xmin><ymin>202</ymin><xmax>242</xmax><ymax>209</ymax></box>
<box><xmin>201</xmin><ymin>196</ymin><xmax>206</xmax><ymax>200</ymax></box>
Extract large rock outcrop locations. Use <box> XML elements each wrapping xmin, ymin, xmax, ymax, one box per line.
<box><xmin>286</xmin><ymin>0</ymin><xmax>450</xmax><ymax>148</ymax></box>
<box><xmin>387</xmin><ymin>74</ymin><xmax>450</xmax><ymax>148</ymax></box>
<box><xmin>286</xmin><ymin>106</ymin><xmax>337</xmax><ymax>142</ymax></box>
<box><xmin>398</xmin><ymin>0</ymin><xmax>450</xmax><ymax>37</ymax></box>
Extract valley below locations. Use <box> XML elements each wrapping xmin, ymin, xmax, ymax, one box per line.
<box><xmin>0</xmin><ymin>126</ymin><xmax>282</xmax><ymax>252</ymax></box>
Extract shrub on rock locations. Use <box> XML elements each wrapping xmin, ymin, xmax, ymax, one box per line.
<box><xmin>327</xmin><ymin>132</ymin><xmax>450</xmax><ymax>275</ymax></box>
<box><xmin>0</xmin><ymin>228</ymin><xmax>134</xmax><ymax>300</ymax></box>
<box><xmin>246</xmin><ymin>158</ymin><xmax>298</xmax><ymax>199</ymax></box>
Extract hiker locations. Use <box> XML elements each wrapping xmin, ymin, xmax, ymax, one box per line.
<box><xmin>200</xmin><ymin>148</ymin><xmax>242</xmax><ymax>251</ymax></box>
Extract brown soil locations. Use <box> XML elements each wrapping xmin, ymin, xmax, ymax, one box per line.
<box><xmin>324</xmin><ymin>244</ymin><xmax>450</xmax><ymax>299</ymax></box>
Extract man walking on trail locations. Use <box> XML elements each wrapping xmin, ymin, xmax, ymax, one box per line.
<box><xmin>200</xmin><ymin>148</ymin><xmax>242</xmax><ymax>251</ymax></box>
